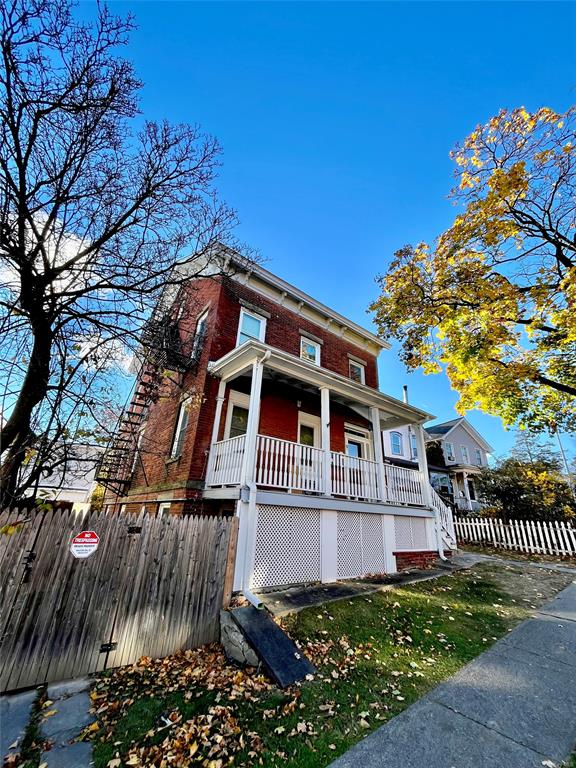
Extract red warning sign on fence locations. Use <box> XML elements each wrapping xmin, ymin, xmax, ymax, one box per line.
<box><xmin>70</xmin><ymin>530</ymin><xmax>100</xmax><ymax>559</ymax></box>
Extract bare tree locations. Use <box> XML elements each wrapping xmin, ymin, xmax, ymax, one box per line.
<box><xmin>0</xmin><ymin>0</ymin><xmax>244</xmax><ymax>503</ymax></box>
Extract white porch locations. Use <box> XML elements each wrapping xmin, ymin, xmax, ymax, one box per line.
<box><xmin>204</xmin><ymin>341</ymin><xmax>457</xmax><ymax>591</ymax></box>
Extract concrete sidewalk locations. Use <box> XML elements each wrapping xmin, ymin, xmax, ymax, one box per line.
<box><xmin>329</xmin><ymin>582</ymin><xmax>576</xmax><ymax>768</ymax></box>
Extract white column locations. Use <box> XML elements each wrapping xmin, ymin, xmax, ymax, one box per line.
<box><xmin>320</xmin><ymin>387</ymin><xmax>332</xmax><ymax>496</ymax></box>
<box><xmin>370</xmin><ymin>407</ymin><xmax>387</xmax><ymax>502</ymax></box>
<box><xmin>462</xmin><ymin>471</ymin><xmax>472</xmax><ymax>510</ymax></box>
<box><xmin>240</xmin><ymin>359</ymin><xmax>264</xmax><ymax>485</ymax></box>
<box><xmin>413</xmin><ymin>423</ymin><xmax>433</xmax><ymax>508</ymax></box>
<box><xmin>209</xmin><ymin>379</ymin><xmax>226</xmax><ymax>446</ymax></box>
<box><xmin>321</xmin><ymin>510</ymin><xmax>338</xmax><ymax>582</ymax></box>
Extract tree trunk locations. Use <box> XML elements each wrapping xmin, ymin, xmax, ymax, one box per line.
<box><xmin>0</xmin><ymin>323</ymin><xmax>53</xmax><ymax>503</ymax></box>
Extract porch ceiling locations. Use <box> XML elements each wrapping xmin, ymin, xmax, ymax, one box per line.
<box><xmin>207</xmin><ymin>341</ymin><xmax>434</xmax><ymax>428</ymax></box>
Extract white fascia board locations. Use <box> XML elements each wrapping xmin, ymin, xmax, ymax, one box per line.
<box><xmin>458</xmin><ymin>420</ymin><xmax>494</xmax><ymax>453</ymax></box>
<box><xmin>255</xmin><ymin>490</ymin><xmax>434</xmax><ymax>517</ymax></box>
<box><xmin>208</xmin><ymin>341</ymin><xmax>434</xmax><ymax>424</ymax></box>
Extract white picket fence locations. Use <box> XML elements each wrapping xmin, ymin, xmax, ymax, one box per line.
<box><xmin>455</xmin><ymin>516</ymin><xmax>576</xmax><ymax>557</ymax></box>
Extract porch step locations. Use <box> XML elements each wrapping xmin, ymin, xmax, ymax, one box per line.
<box><xmin>229</xmin><ymin>606</ymin><xmax>315</xmax><ymax>688</ymax></box>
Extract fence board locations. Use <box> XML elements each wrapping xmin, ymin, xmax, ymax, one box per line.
<box><xmin>0</xmin><ymin>508</ymin><xmax>235</xmax><ymax>692</ymax></box>
<box><xmin>454</xmin><ymin>516</ymin><xmax>576</xmax><ymax>558</ymax></box>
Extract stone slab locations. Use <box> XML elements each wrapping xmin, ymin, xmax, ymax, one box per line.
<box><xmin>47</xmin><ymin>677</ymin><xmax>91</xmax><ymax>701</ymax></box>
<box><xmin>230</xmin><ymin>606</ymin><xmax>315</xmax><ymax>687</ymax></box>
<box><xmin>429</xmin><ymin>645</ymin><xmax>576</xmax><ymax>761</ymax></box>
<box><xmin>220</xmin><ymin>610</ymin><xmax>259</xmax><ymax>666</ymax></box>
<box><xmin>0</xmin><ymin>689</ymin><xmax>37</xmax><ymax>760</ymax></box>
<box><xmin>40</xmin><ymin>741</ymin><xmax>93</xmax><ymax>768</ymax></box>
<box><xmin>328</xmin><ymin>699</ymin><xmax>546</xmax><ymax>768</ymax></box>
<box><xmin>40</xmin><ymin>691</ymin><xmax>95</xmax><ymax>744</ymax></box>
<box><xmin>499</xmin><ymin>611</ymin><xmax>576</xmax><ymax>667</ymax></box>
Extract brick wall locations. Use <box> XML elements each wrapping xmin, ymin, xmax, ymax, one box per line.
<box><xmin>394</xmin><ymin>549</ymin><xmax>453</xmax><ymax>571</ymax></box>
<box><xmin>107</xmin><ymin>271</ymin><xmax>382</xmax><ymax>510</ymax></box>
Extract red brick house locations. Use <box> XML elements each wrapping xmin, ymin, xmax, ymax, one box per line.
<box><xmin>99</xmin><ymin>252</ymin><xmax>456</xmax><ymax>592</ymax></box>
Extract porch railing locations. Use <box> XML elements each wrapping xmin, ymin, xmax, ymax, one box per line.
<box><xmin>205</xmin><ymin>434</ymin><xmax>246</xmax><ymax>486</ymax></box>
<box><xmin>256</xmin><ymin>435</ymin><xmax>324</xmax><ymax>493</ymax></box>
<box><xmin>331</xmin><ymin>452</ymin><xmax>380</xmax><ymax>501</ymax></box>
<box><xmin>431</xmin><ymin>487</ymin><xmax>456</xmax><ymax>543</ymax></box>
<box><xmin>383</xmin><ymin>463</ymin><xmax>425</xmax><ymax>506</ymax></box>
<box><xmin>205</xmin><ymin>434</ymin><xmax>428</xmax><ymax>508</ymax></box>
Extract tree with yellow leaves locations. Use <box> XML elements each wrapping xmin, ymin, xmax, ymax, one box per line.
<box><xmin>371</xmin><ymin>106</ymin><xmax>576</xmax><ymax>432</ymax></box>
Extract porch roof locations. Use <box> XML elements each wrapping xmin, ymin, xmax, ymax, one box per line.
<box><xmin>207</xmin><ymin>340</ymin><xmax>435</xmax><ymax>429</ymax></box>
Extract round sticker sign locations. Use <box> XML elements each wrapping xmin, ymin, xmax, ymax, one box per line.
<box><xmin>70</xmin><ymin>530</ymin><xmax>99</xmax><ymax>559</ymax></box>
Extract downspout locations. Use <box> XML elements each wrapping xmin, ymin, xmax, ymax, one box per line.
<box><xmin>435</xmin><ymin>513</ymin><xmax>448</xmax><ymax>562</ymax></box>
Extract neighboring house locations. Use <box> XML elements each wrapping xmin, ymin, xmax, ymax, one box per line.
<box><xmin>99</xmin><ymin>251</ymin><xmax>456</xmax><ymax>592</ymax></box>
<box><xmin>25</xmin><ymin>444</ymin><xmax>103</xmax><ymax>512</ymax></box>
<box><xmin>425</xmin><ymin>418</ymin><xmax>492</xmax><ymax>512</ymax></box>
<box><xmin>384</xmin><ymin>417</ymin><xmax>493</xmax><ymax>512</ymax></box>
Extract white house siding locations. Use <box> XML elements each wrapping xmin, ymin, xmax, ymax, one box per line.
<box><xmin>441</xmin><ymin>423</ymin><xmax>487</xmax><ymax>468</ymax></box>
<box><xmin>382</xmin><ymin>425</ymin><xmax>417</xmax><ymax>463</ymax></box>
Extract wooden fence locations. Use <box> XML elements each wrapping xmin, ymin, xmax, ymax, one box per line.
<box><xmin>454</xmin><ymin>516</ymin><xmax>576</xmax><ymax>557</ymax></box>
<box><xmin>0</xmin><ymin>508</ymin><xmax>238</xmax><ymax>693</ymax></box>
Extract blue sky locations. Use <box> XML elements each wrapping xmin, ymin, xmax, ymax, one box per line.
<box><xmin>90</xmin><ymin>1</ymin><xmax>575</xmax><ymax>459</ymax></box>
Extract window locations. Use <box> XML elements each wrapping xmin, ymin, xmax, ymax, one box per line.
<box><xmin>191</xmin><ymin>310</ymin><xmax>208</xmax><ymax>360</ymax></box>
<box><xmin>224</xmin><ymin>391</ymin><xmax>250</xmax><ymax>439</ymax></box>
<box><xmin>445</xmin><ymin>441</ymin><xmax>455</xmax><ymax>461</ymax></box>
<box><xmin>158</xmin><ymin>502</ymin><xmax>171</xmax><ymax>517</ymax></box>
<box><xmin>170</xmin><ymin>401</ymin><xmax>190</xmax><ymax>457</ymax></box>
<box><xmin>410</xmin><ymin>433</ymin><xmax>418</xmax><ymax>459</ymax></box>
<box><xmin>349</xmin><ymin>360</ymin><xmax>365</xmax><ymax>384</ymax></box>
<box><xmin>475</xmin><ymin>448</ymin><xmax>483</xmax><ymax>466</ymax></box>
<box><xmin>461</xmin><ymin>445</ymin><xmax>470</xmax><ymax>464</ymax></box>
<box><xmin>345</xmin><ymin>425</ymin><xmax>373</xmax><ymax>460</ymax></box>
<box><xmin>300</xmin><ymin>337</ymin><xmax>321</xmax><ymax>365</ymax></box>
<box><xmin>391</xmin><ymin>431</ymin><xmax>403</xmax><ymax>456</ymax></box>
<box><xmin>237</xmin><ymin>308</ymin><xmax>266</xmax><ymax>346</ymax></box>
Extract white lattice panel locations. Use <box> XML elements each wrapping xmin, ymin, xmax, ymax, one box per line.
<box><xmin>361</xmin><ymin>514</ymin><xmax>385</xmax><ymax>573</ymax></box>
<box><xmin>252</xmin><ymin>505</ymin><xmax>321</xmax><ymax>588</ymax></box>
<box><xmin>394</xmin><ymin>515</ymin><xmax>429</xmax><ymax>551</ymax></box>
<box><xmin>337</xmin><ymin>512</ymin><xmax>363</xmax><ymax>579</ymax></box>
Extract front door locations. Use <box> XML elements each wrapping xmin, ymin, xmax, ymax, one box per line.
<box><xmin>297</xmin><ymin>413</ymin><xmax>321</xmax><ymax>491</ymax></box>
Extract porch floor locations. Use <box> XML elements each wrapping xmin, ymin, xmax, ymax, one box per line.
<box><xmin>255</xmin><ymin>557</ymin><xmax>468</xmax><ymax>617</ymax></box>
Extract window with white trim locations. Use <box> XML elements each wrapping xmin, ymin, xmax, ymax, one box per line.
<box><xmin>461</xmin><ymin>445</ymin><xmax>470</xmax><ymax>463</ymax></box>
<box><xmin>391</xmin><ymin>431</ymin><xmax>403</xmax><ymax>456</ymax></box>
<box><xmin>349</xmin><ymin>360</ymin><xmax>365</xmax><ymax>384</ymax></box>
<box><xmin>300</xmin><ymin>337</ymin><xmax>321</xmax><ymax>365</ymax></box>
<box><xmin>410</xmin><ymin>433</ymin><xmax>418</xmax><ymax>459</ymax></box>
<box><xmin>444</xmin><ymin>441</ymin><xmax>455</xmax><ymax>461</ymax></box>
<box><xmin>224</xmin><ymin>391</ymin><xmax>251</xmax><ymax>439</ymax></box>
<box><xmin>170</xmin><ymin>401</ymin><xmax>190</xmax><ymax>458</ymax></box>
<box><xmin>345</xmin><ymin>425</ymin><xmax>373</xmax><ymax>460</ymax></box>
<box><xmin>191</xmin><ymin>310</ymin><xmax>208</xmax><ymax>360</ymax></box>
<box><xmin>237</xmin><ymin>308</ymin><xmax>266</xmax><ymax>346</ymax></box>
<box><xmin>475</xmin><ymin>448</ymin><xmax>483</xmax><ymax>466</ymax></box>
<box><xmin>158</xmin><ymin>502</ymin><xmax>171</xmax><ymax>517</ymax></box>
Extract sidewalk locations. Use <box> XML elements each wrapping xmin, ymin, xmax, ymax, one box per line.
<box><xmin>329</xmin><ymin>581</ymin><xmax>576</xmax><ymax>768</ymax></box>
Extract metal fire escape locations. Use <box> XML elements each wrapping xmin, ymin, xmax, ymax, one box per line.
<box><xmin>96</xmin><ymin>313</ymin><xmax>205</xmax><ymax>492</ymax></box>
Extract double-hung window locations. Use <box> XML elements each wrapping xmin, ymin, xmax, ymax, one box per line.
<box><xmin>300</xmin><ymin>336</ymin><xmax>321</xmax><ymax>365</ymax></box>
<box><xmin>410</xmin><ymin>433</ymin><xmax>418</xmax><ymax>459</ymax></box>
<box><xmin>237</xmin><ymin>308</ymin><xmax>266</xmax><ymax>346</ymax></box>
<box><xmin>170</xmin><ymin>401</ymin><xmax>190</xmax><ymax>458</ymax></box>
<box><xmin>445</xmin><ymin>441</ymin><xmax>455</xmax><ymax>461</ymax></box>
<box><xmin>191</xmin><ymin>310</ymin><xmax>208</xmax><ymax>360</ymax></box>
<box><xmin>475</xmin><ymin>448</ymin><xmax>483</xmax><ymax>466</ymax></box>
<box><xmin>349</xmin><ymin>360</ymin><xmax>365</xmax><ymax>384</ymax></box>
<box><xmin>461</xmin><ymin>445</ymin><xmax>470</xmax><ymax>464</ymax></box>
<box><xmin>391</xmin><ymin>431</ymin><xmax>403</xmax><ymax>456</ymax></box>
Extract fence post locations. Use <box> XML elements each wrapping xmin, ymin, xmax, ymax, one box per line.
<box><xmin>222</xmin><ymin>517</ymin><xmax>240</xmax><ymax>609</ymax></box>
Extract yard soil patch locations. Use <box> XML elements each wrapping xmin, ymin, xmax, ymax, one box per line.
<box><xmin>90</xmin><ymin>562</ymin><xmax>574</xmax><ymax>768</ymax></box>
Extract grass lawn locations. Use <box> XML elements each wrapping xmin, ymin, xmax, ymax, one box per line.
<box><xmin>90</xmin><ymin>562</ymin><xmax>573</xmax><ymax>768</ymax></box>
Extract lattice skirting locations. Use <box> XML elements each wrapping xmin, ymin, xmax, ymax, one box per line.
<box><xmin>394</xmin><ymin>515</ymin><xmax>429</xmax><ymax>551</ymax></box>
<box><xmin>336</xmin><ymin>511</ymin><xmax>386</xmax><ymax>579</ymax></box>
<box><xmin>251</xmin><ymin>505</ymin><xmax>433</xmax><ymax>589</ymax></box>
<box><xmin>252</xmin><ymin>505</ymin><xmax>322</xmax><ymax>588</ymax></box>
